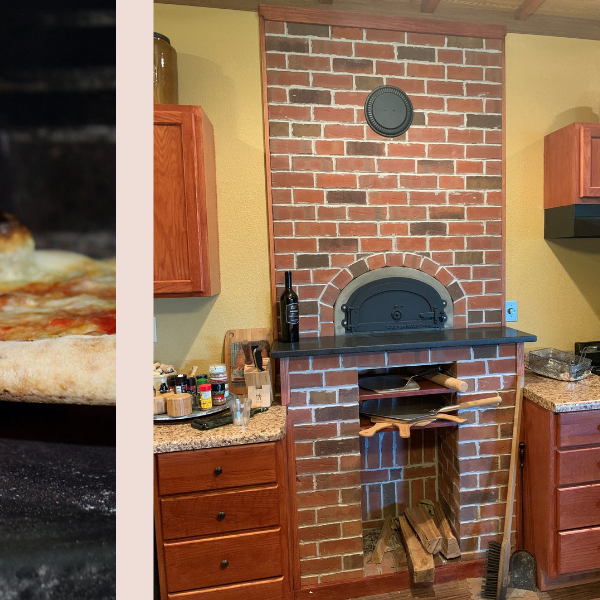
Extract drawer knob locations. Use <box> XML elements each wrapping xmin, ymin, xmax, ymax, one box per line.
<box><xmin>214</xmin><ymin>467</ymin><xmax>222</xmax><ymax>476</ymax></box>
<box><xmin>220</xmin><ymin>560</ymin><xmax>229</xmax><ymax>570</ymax></box>
<box><xmin>217</xmin><ymin>511</ymin><xmax>226</xmax><ymax>521</ymax></box>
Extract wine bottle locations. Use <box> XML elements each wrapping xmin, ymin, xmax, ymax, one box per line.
<box><xmin>279</xmin><ymin>271</ymin><xmax>299</xmax><ymax>343</ymax></box>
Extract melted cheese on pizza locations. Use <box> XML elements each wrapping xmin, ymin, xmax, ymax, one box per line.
<box><xmin>0</xmin><ymin>213</ymin><xmax>116</xmax><ymax>341</ymax></box>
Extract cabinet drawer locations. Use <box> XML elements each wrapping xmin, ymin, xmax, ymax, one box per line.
<box><xmin>558</xmin><ymin>526</ymin><xmax>600</xmax><ymax>574</ymax></box>
<box><xmin>557</xmin><ymin>483</ymin><xmax>600</xmax><ymax>530</ymax></box>
<box><xmin>167</xmin><ymin>576</ymin><xmax>285</xmax><ymax>599</ymax></box>
<box><xmin>164</xmin><ymin>528</ymin><xmax>282</xmax><ymax>592</ymax></box>
<box><xmin>157</xmin><ymin>443</ymin><xmax>277</xmax><ymax>496</ymax></box>
<box><xmin>557</xmin><ymin>411</ymin><xmax>600</xmax><ymax>447</ymax></box>
<box><xmin>161</xmin><ymin>485</ymin><xmax>280</xmax><ymax>540</ymax></box>
<box><xmin>556</xmin><ymin>447</ymin><xmax>600</xmax><ymax>486</ymax></box>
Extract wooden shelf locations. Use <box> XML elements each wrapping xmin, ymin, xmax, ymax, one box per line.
<box><xmin>359</xmin><ymin>415</ymin><xmax>458</xmax><ymax>434</ymax></box>
<box><xmin>358</xmin><ymin>378</ymin><xmax>454</xmax><ymax>402</ymax></box>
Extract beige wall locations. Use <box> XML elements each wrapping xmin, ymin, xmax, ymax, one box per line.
<box><xmin>154</xmin><ymin>5</ymin><xmax>600</xmax><ymax>371</ymax></box>
<box><xmin>154</xmin><ymin>6</ymin><xmax>272</xmax><ymax>373</ymax></box>
<box><xmin>505</xmin><ymin>34</ymin><xmax>600</xmax><ymax>351</ymax></box>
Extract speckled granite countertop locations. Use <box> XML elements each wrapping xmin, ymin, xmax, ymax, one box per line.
<box><xmin>153</xmin><ymin>404</ymin><xmax>287</xmax><ymax>453</ymax></box>
<box><xmin>524</xmin><ymin>371</ymin><xmax>600</xmax><ymax>412</ymax></box>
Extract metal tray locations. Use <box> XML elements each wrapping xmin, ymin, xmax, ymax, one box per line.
<box><xmin>528</xmin><ymin>348</ymin><xmax>591</xmax><ymax>382</ymax></box>
<box><xmin>153</xmin><ymin>398</ymin><xmax>232</xmax><ymax>422</ymax></box>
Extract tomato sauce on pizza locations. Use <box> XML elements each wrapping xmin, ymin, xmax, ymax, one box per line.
<box><xmin>0</xmin><ymin>212</ymin><xmax>116</xmax><ymax>342</ymax></box>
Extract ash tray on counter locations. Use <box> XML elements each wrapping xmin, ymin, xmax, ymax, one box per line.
<box><xmin>528</xmin><ymin>348</ymin><xmax>592</xmax><ymax>382</ymax></box>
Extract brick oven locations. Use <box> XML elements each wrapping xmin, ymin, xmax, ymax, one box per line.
<box><xmin>259</xmin><ymin>5</ymin><xmax>536</xmax><ymax>596</ymax></box>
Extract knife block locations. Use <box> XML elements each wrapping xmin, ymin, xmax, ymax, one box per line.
<box><xmin>244</xmin><ymin>359</ymin><xmax>273</xmax><ymax>408</ymax></box>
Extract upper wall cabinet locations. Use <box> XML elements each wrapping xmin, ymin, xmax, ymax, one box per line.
<box><xmin>154</xmin><ymin>105</ymin><xmax>221</xmax><ymax>297</ymax></box>
<box><xmin>544</xmin><ymin>122</ymin><xmax>600</xmax><ymax>238</ymax></box>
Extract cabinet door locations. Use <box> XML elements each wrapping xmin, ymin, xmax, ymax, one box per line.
<box><xmin>154</xmin><ymin>108</ymin><xmax>204</xmax><ymax>294</ymax></box>
<box><xmin>580</xmin><ymin>124</ymin><xmax>600</xmax><ymax>198</ymax></box>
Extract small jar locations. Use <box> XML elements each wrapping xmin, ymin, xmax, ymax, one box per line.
<box><xmin>199</xmin><ymin>384</ymin><xmax>212</xmax><ymax>410</ymax></box>
<box><xmin>167</xmin><ymin>375</ymin><xmax>176</xmax><ymax>392</ymax></box>
<box><xmin>186</xmin><ymin>377</ymin><xmax>197</xmax><ymax>407</ymax></box>
<box><xmin>175</xmin><ymin>373</ymin><xmax>187</xmax><ymax>394</ymax></box>
<box><xmin>196</xmin><ymin>374</ymin><xmax>208</xmax><ymax>385</ymax></box>
<box><xmin>209</xmin><ymin>364</ymin><xmax>229</xmax><ymax>397</ymax></box>
<box><xmin>211</xmin><ymin>382</ymin><xmax>226</xmax><ymax>406</ymax></box>
<box><xmin>209</xmin><ymin>364</ymin><xmax>227</xmax><ymax>379</ymax></box>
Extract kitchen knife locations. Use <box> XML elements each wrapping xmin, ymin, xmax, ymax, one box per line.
<box><xmin>253</xmin><ymin>347</ymin><xmax>264</xmax><ymax>371</ymax></box>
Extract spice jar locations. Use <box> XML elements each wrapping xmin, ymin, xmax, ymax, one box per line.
<box><xmin>211</xmin><ymin>382</ymin><xmax>226</xmax><ymax>406</ymax></box>
<box><xmin>167</xmin><ymin>375</ymin><xmax>176</xmax><ymax>392</ymax></box>
<box><xmin>209</xmin><ymin>364</ymin><xmax>229</xmax><ymax>397</ymax></box>
<box><xmin>199</xmin><ymin>384</ymin><xmax>212</xmax><ymax>410</ymax></box>
<box><xmin>175</xmin><ymin>373</ymin><xmax>187</xmax><ymax>394</ymax></box>
<box><xmin>186</xmin><ymin>377</ymin><xmax>197</xmax><ymax>407</ymax></box>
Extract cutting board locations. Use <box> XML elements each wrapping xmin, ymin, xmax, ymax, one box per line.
<box><xmin>224</xmin><ymin>328</ymin><xmax>273</xmax><ymax>396</ymax></box>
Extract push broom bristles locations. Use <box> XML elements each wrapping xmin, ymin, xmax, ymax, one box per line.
<box><xmin>482</xmin><ymin>540</ymin><xmax>502</xmax><ymax>599</ymax></box>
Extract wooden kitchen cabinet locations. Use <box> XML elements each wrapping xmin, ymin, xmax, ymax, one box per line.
<box><xmin>154</xmin><ymin>440</ymin><xmax>291</xmax><ymax>599</ymax></box>
<box><xmin>154</xmin><ymin>105</ymin><xmax>220</xmax><ymax>297</ymax></box>
<box><xmin>544</xmin><ymin>122</ymin><xmax>600</xmax><ymax>208</ymax></box>
<box><xmin>521</xmin><ymin>399</ymin><xmax>600</xmax><ymax>591</ymax></box>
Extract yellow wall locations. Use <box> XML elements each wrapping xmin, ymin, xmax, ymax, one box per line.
<box><xmin>154</xmin><ymin>5</ymin><xmax>600</xmax><ymax>371</ymax></box>
<box><xmin>153</xmin><ymin>6</ymin><xmax>272</xmax><ymax>373</ymax></box>
<box><xmin>505</xmin><ymin>34</ymin><xmax>600</xmax><ymax>350</ymax></box>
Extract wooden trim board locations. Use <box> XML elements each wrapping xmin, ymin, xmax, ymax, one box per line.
<box><xmin>258</xmin><ymin>14</ymin><xmax>279</xmax><ymax>336</ymax></box>
<box><xmin>294</xmin><ymin>559</ymin><xmax>485</xmax><ymax>599</ymax></box>
<box><xmin>501</xmin><ymin>36</ymin><xmax>507</xmax><ymax>326</ymax></box>
<box><xmin>258</xmin><ymin>4</ymin><xmax>507</xmax><ymax>38</ymax></box>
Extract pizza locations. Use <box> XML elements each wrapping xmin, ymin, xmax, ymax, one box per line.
<box><xmin>0</xmin><ymin>212</ymin><xmax>116</xmax><ymax>405</ymax></box>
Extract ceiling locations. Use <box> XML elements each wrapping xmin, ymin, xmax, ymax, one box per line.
<box><xmin>430</xmin><ymin>0</ymin><xmax>599</xmax><ymax>21</ymax></box>
<box><xmin>155</xmin><ymin>0</ymin><xmax>600</xmax><ymax>40</ymax></box>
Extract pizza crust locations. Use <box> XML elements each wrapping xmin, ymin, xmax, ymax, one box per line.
<box><xmin>0</xmin><ymin>335</ymin><xmax>116</xmax><ymax>405</ymax></box>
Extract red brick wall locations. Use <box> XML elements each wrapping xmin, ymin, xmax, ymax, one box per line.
<box><xmin>286</xmin><ymin>344</ymin><xmax>517</xmax><ymax>585</ymax></box>
<box><xmin>264</xmin><ymin>21</ymin><xmax>504</xmax><ymax>336</ymax></box>
<box><xmin>360</xmin><ymin>429</ymin><xmax>437</xmax><ymax>530</ymax></box>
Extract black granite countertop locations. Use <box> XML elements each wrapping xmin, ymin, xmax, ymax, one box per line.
<box><xmin>271</xmin><ymin>327</ymin><xmax>537</xmax><ymax>358</ymax></box>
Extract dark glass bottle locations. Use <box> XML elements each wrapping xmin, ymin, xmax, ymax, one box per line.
<box><xmin>279</xmin><ymin>271</ymin><xmax>299</xmax><ymax>343</ymax></box>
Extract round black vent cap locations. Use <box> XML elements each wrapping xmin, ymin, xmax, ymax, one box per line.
<box><xmin>364</xmin><ymin>86</ymin><xmax>413</xmax><ymax>138</ymax></box>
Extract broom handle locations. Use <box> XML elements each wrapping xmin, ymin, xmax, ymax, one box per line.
<box><xmin>496</xmin><ymin>373</ymin><xmax>524</xmax><ymax>600</ymax></box>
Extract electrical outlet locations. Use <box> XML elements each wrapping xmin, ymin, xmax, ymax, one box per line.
<box><xmin>154</xmin><ymin>317</ymin><xmax>157</xmax><ymax>343</ymax></box>
<box><xmin>505</xmin><ymin>301</ymin><xmax>517</xmax><ymax>322</ymax></box>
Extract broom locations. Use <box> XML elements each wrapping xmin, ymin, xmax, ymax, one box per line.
<box><xmin>482</xmin><ymin>374</ymin><xmax>524</xmax><ymax>600</ymax></box>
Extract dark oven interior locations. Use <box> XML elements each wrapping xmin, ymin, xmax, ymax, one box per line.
<box><xmin>1</xmin><ymin>0</ymin><xmax>115</xmax><ymax>258</ymax></box>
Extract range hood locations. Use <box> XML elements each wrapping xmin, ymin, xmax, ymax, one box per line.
<box><xmin>544</xmin><ymin>122</ymin><xmax>600</xmax><ymax>239</ymax></box>
<box><xmin>545</xmin><ymin>205</ymin><xmax>600</xmax><ymax>239</ymax></box>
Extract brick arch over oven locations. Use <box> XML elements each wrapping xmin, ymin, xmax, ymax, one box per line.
<box><xmin>317</xmin><ymin>252</ymin><xmax>466</xmax><ymax>336</ymax></box>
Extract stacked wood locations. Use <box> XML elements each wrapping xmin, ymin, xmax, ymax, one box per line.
<box><xmin>398</xmin><ymin>515</ymin><xmax>435</xmax><ymax>583</ymax></box>
<box><xmin>405</xmin><ymin>506</ymin><xmax>443</xmax><ymax>554</ymax></box>
<box><xmin>369</xmin><ymin>515</ymin><xmax>393</xmax><ymax>564</ymax></box>
<box><xmin>433</xmin><ymin>502</ymin><xmax>461</xmax><ymax>559</ymax></box>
